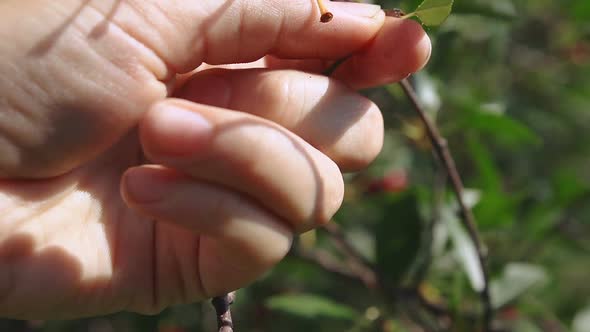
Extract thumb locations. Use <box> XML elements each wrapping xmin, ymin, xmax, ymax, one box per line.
<box><xmin>115</xmin><ymin>0</ymin><xmax>385</xmax><ymax>72</ymax></box>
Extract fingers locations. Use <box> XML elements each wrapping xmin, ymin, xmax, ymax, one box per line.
<box><xmin>265</xmin><ymin>17</ymin><xmax>432</xmax><ymax>89</ymax></box>
<box><xmin>104</xmin><ymin>0</ymin><xmax>385</xmax><ymax>73</ymax></box>
<box><xmin>175</xmin><ymin>68</ymin><xmax>383</xmax><ymax>172</ymax></box>
<box><xmin>136</xmin><ymin>99</ymin><xmax>344</xmax><ymax>232</ymax></box>
<box><xmin>331</xmin><ymin>17</ymin><xmax>432</xmax><ymax>89</ymax></box>
<box><xmin>120</xmin><ymin>165</ymin><xmax>293</xmax><ymax>298</ymax></box>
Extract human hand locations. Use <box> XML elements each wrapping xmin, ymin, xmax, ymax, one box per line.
<box><xmin>0</xmin><ymin>0</ymin><xmax>430</xmax><ymax>319</ymax></box>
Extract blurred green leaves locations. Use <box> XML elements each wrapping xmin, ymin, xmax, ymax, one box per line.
<box><xmin>442</xmin><ymin>195</ymin><xmax>485</xmax><ymax>292</ymax></box>
<box><xmin>375</xmin><ymin>191</ymin><xmax>423</xmax><ymax>285</ymax></box>
<box><xmin>573</xmin><ymin>305</ymin><xmax>590</xmax><ymax>332</ymax></box>
<box><xmin>265</xmin><ymin>294</ymin><xmax>360</xmax><ymax>321</ymax></box>
<box><xmin>452</xmin><ymin>0</ymin><xmax>516</xmax><ymax>21</ymax></box>
<box><xmin>490</xmin><ymin>263</ymin><xmax>548</xmax><ymax>309</ymax></box>
<box><xmin>459</xmin><ymin>109</ymin><xmax>542</xmax><ymax>148</ymax></box>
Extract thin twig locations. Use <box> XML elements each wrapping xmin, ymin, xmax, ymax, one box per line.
<box><xmin>323</xmin><ymin>220</ymin><xmax>456</xmax><ymax>323</ymax></box>
<box><xmin>399</xmin><ymin>78</ymin><xmax>492</xmax><ymax>331</ymax></box>
<box><xmin>211</xmin><ymin>293</ymin><xmax>236</xmax><ymax>332</ymax></box>
<box><xmin>321</xmin><ymin>223</ymin><xmax>449</xmax><ymax>318</ymax></box>
<box><xmin>293</xmin><ymin>246</ymin><xmax>376</xmax><ymax>286</ymax></box>
<box><xmin>323</xmin><ymin>222</ymin><xmax>376</xmax><ymax>273</ymax></box>
<box><xmin>294</xmin><ymin>236</ymin><xmax>459</xmax><ymax>323</ymax></box>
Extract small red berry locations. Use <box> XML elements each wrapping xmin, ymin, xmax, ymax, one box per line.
<box><xmin>367</xmin><ymin>170</ymin><xmax>409</xmax><ymax>194</ymax></box>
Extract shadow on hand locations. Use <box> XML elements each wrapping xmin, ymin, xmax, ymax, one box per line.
<box><xmin>0</xmin><ymin>233</ymin><xmax>88</xmax><ymax>319</ymax></box>
<box><xmin>208</xmin><ymin>118</ymin><xmax>338</xmax><ymax>231</ymax></box>
<box><xmin>0</xmin><ymin>134</ymin><xmax>145</xmax><ymax>319</ymax></box>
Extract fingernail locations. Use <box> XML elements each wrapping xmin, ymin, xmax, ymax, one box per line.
<box><xmin>148</xmin><ymin>103</ymin><xmax>212</xmax><ymax>157</ymax></box>
<box><xmin>124</xmin><ymin>168</ymin><xmax>172</xmax><ymax>204</ymax></box>
<box><xmin>417</xmin><ymin>33</ymin><xmax>432</xmax><ymax>71</ymax></box>
<box><xmin>329</xmin><ymin>2</ymin><xmax>382</xmax><ymax>18</ymax></box>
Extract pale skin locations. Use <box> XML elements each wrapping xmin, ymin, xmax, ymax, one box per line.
<box><xmin>0</xmin><ymin>0</ymin><xmax>431</xmax><ymax>319</ymax></box>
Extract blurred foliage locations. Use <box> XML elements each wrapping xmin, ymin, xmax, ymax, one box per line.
<box><xmin>4</xmin><ymin>0</ymin><xmax>590</xmax><ymax>331</ymax></box>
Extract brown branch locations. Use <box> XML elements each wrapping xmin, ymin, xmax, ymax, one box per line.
<box><xmin>294</xmin><ymin>246</ymin><xmax>377</xmax><ymax>287</ymax></box>
<box><xmin>399</xmin><ymin>78</ymin><xmax>492</xmax><ymax>331</ymax></box>
<box><xmin>211</xmin><ymin>293</ymin><xmax>235</xmax><ymax>332</ymax></box>
<box><xmin>322</xmin><ymin>221</ymin><xmax>451</xmax><ymax>321</ymax></box>
<box><xmin>323</xmin><ymin>222</ymin><xmax>376</xmax><ymax>273</ymax></box>
<box><xmin>293</xmin><ymin>235</ymin><xmax>456</xmax><ymax>326</ymax></box>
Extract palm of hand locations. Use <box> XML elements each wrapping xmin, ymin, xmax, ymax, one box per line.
<box><xmin>0</xmin><ymin>0</ymin><xmax>430</xmax><ymax>320</ymax></box>
<box><xmin>0</xmin><ymin>136</ymin><xmax>201</xmax><ymax>318</ymax></box>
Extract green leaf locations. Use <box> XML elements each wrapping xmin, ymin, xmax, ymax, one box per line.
<box><xmin>265</xmin><ymin>294</ymin><xmax>360</xmax><ymax>321</ymax></box>
<box><xmin>375</xmin><ymin>191</ymin><xmax>423</xmax><ymax>285</ymax></box>
<box><xmin>490</xmin><ymin>263</ymin><xmax>548</xmax><ymax>309</ymax></box>
<box><xmin>512</xmin><ymin>319</ymin><xmax>544</xmax><ymax>332</ymax></box>
<box><xmin>442</xmin><ymin>203</ymin><xmax>485</xmax><ymax>292</ymax></box>
<box><xmin>465</xmin><ymin>134</ymin><xmax>502</xmax><ymax>193</ymax></box>
<box><xmin>461</xmin><ymin>108</ymin><xmax>542</xmax><ymax>148</ymax></box>
<box><xmin>571</xmin><ymin>0</ymin><xmax>590</xmax><ymax>21</ymax></box>
<box><xmin>552</xmin><ymin>170</ymin><xmax>588</xmax><ymax>205</ymax></box>
<box><xmin>573</xmin><ymin>305</ymin><xmax>590</xmax><ymax>332</ymax></box>
<box><xmin>407</xmin><ymin>0</ymin><xmax>454</xmax><ymax>27</ymax></box>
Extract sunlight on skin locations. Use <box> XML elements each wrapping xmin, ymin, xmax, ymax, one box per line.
<box><xmin>0</xmin><ymin>0</ymin><xmax>430</xmax><ymax>319</ymax></box>
<box><xmin>0</xmin><ymin>131</ymin><xmax>161</xmax><ymax>318</ymax></box>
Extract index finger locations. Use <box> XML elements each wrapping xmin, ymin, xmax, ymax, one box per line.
<box><xmin>105</xmin><ymin>0</ymin><xmax>386</xmax><ymax>73</ymax></box>
<box><xmin>263</xmin><ymin>17</ymin><xmax>431</xmax><ymax>89</ymax></box>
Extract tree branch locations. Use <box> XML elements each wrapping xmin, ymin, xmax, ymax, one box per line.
<box><xmin>294</xmin><ymin>233</ymin><xmax>457</xmax><ymax>326</ymax></box>
<box><xmin>322</xmin><ymin>222</ymin><xmax>377</xmax><ymax>274</ymax></box>
<box><xmin>399</xmin><ymin>78</ymin><xmax>492</xmax><ymax>331</ymax></box>
<box><xmin>211</xmin><ymin>293</ymin><xmax>236</xmax><ymax>332</ymax></box>
<box><xmin>293</xmin><ymin>246</ymin><xmax>377</xmax><ymax>289</ymax></box>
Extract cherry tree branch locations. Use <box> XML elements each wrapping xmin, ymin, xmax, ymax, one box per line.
<box><xmin>211</xmin><ymin>293</ymin><xmax>236</xmax><ymax>332</ymax></box>
<box><xmin>399</xmin><ymin>78</ymin><xmax>492</xmax><ymax>331</ymax></box>
<box><xmin>294</xmin><ymin>229</ymin><xmax>455</xmax><ymax>328</ymax></box>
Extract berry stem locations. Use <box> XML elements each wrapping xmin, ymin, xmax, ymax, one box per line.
<box><xmin>316</xmin><ymin>0</ymin><xmax>333</xmax><ymax>23</ymax></box>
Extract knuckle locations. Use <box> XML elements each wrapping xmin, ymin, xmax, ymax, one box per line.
<box><xmin>255</xmin><ymin>71</ymin><xmax>304</xmax><ymax>124</ymax></box>
<box><xmin>337</xmin><ymin>101</ymin><xmax>384</xmax><ymax>172</ymax></box>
